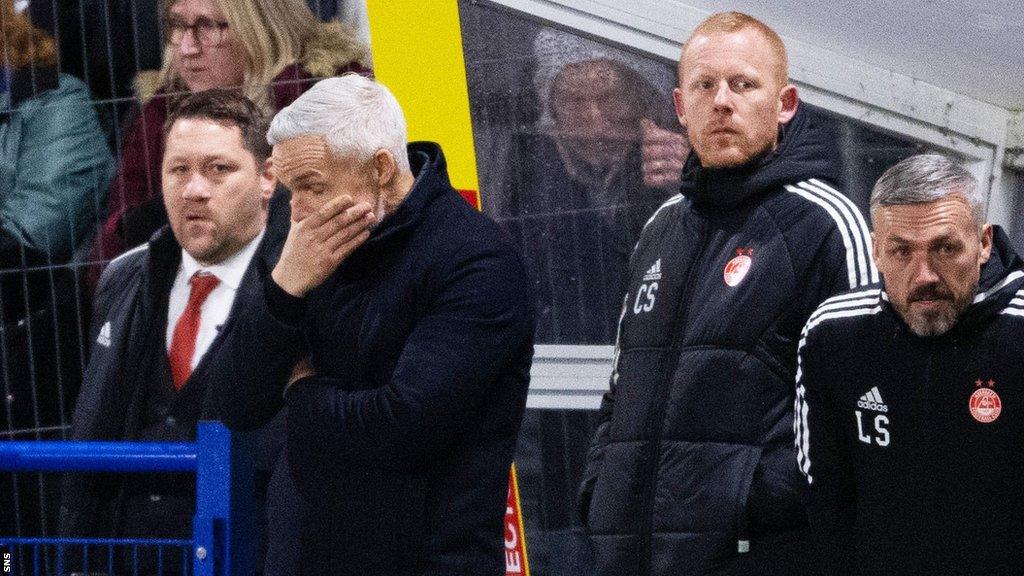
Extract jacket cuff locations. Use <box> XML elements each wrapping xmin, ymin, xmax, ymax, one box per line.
<box><xmin>264</xmin><ymin>276</ymin><xmax>307</xmax><ymax>327</ymax></box>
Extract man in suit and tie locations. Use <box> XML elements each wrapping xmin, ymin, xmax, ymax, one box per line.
<box><xmin>61</xmin><ymin>89</ymin><xmax>290</xmax><ymax>573</ymax></box>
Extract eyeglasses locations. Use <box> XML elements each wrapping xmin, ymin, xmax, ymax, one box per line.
<box><xmin>167</xmin><ymin>17</ymin><xmax>230</xmax><ymax>47</ymax></box>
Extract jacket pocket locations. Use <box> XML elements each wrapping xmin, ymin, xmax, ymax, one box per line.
<box><xmin>744</xmin><ymin>443</ymin><xmax>807</xmax><ymax>534</ymax></box>
<box><xmin>307</xmin><ymin>468</ymin><xmax>427</xmax><ymax>574</ymax></box>
<box><xmin>586</xmin><ymin>440</ymin><xmax>648</xmax><ymax>534</ymax></box>
<box><xmin>733</xmin><ymin>446</ymin><xmax>763</xmax><ymax>552</ymax></box>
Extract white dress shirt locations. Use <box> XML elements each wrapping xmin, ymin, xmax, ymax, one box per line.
<box><xmin>166</xmin><ymin>231</ymin><xmax>264</xmax><ymax>369</ymax></box>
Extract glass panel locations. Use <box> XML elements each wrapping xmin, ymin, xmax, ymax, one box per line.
<box><xmin>461</xmin><ymin>1</ymin><xmax>684</xmax><ymax>346</ymax></box>
<box><xmin>1010</xmin><ymin>172</ymin><xmax>1024</xmax><ymax>251</ymax></box>
<box><xmin>459</xmin><ymin>1</ymin><xmax>944</xmax><ymax>349</ymax></box>
<box><xmin>815</xmin><ymin>107</ymin><xmax>941</xmax><ymax>214</ymax></box>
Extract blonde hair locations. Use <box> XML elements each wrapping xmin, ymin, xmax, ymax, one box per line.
<box><xmin>151</xmin><ymin>0</ymin><xmax>367</xmax><ymax>109</ymax></box>
<box><xmin>0</xmin><ymin>0</ymin><xmax>57</xmax><ymax>69</ymax></box>
<box><xmin>682</xmin><ymin>12</ymin><xmax>788</xmax><ymax>88</ymax></box>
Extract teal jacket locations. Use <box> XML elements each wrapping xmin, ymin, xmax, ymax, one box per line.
<box><xmin>0</xmin><ymin>71</ymin><xmax>112</xmax><ymax>261</ymax></box>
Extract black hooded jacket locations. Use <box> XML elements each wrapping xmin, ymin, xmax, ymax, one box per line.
<box><xmin>797</xmin><ymin>227</ymin><xmax>1024</xmax><ymax>576</ymax></box>
<box><xmin>209</xmin><ymin>142</ymin><xmax>535</xmax><ymax>576</ymax></box>
<box><xmin>578</xmin><ymin>106</ymin><xmax>876</xmax><ymax>576</ymax></box>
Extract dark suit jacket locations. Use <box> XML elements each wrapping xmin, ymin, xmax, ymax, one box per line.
<box><xmin>61</xmin><ymin>191</ymin><xmax>294</xmax><ymax>574</ymax></box>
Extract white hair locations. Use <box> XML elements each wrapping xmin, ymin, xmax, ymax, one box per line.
<box><xmin>267</xmin><ymin>74</ymin><xmax>410</xmax><ymax>171</ymax></box>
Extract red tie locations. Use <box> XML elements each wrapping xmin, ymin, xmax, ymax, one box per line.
<box><xmin>169</xmin><ymin>272</ymin><xmax>220</xmax><ymax>390</ymax></box>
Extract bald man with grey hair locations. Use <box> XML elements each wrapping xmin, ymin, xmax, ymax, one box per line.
<box><xmin>796</xmin><ymin>153</ymin><xmax>1024</xmax><ymax>575</ymax></box>
<box><xmin>210</xmin><ymin>76</ymin><xmax>536</xmax><ymax>576</ymax></box>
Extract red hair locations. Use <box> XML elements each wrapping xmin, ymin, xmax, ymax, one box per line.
<box><xmin>682</xmin><ymin>12</ymin><xmax>788</xmax><ymax>88</ymax></box>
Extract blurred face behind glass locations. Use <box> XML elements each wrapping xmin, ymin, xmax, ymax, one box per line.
<box><xmin>162</xmin><ymin>118</ymin><xmax>273</xmax><ymax>265</ymax></box>
<box><xmin>673</xmin><ymin>27</ymin><xmax>795</xmax><ymax>169</ymax></box>
<box><xmin>551</xmin><ymin>60</ymin><xmax>642</xmax><ymax>170</ymax></box>
<box><xmin>167</xmin><ymin>0</ymin><xmax>245</xmax><ymax>91</ymax></box>
<box><xmin>872</xmin><ymin>195</ymin><xmax>993</xmax><ymax>337</ymax></box>
<box><xmin>272</xmin><ymin>135</ymin><xmax>383</xmax><ymax>224</ymax></box>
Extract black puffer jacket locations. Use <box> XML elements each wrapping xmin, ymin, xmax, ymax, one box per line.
<box><xmin>579</xmin><ymin>106</ymin><xmax>875</xmax><ymax>576</ymax></box>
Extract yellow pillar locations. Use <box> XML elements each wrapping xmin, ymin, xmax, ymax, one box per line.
<box><xmin>366</xmin><ymin>0</ymin><xmax>481</xmax><ymax>208</ymax></box>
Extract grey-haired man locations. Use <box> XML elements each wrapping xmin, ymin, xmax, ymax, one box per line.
<box><xmin>797</xmin><ymin>154</ymin><xmax>1024</xmax><ymax>576</ymax></box>
<box><xmin>211</xmin><ymin>75</ymin><xmax>535</xmax><ymax>576</ymax></box>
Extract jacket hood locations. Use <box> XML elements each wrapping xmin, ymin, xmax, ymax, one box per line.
<box><xmin>135</xmin><ymin>20</ymin><xmax>369</xmax><ymax>102</ymax></box>
<box><xmin>883</xmin><ymin>226</ymin><xmax>1024</xmax><ymax>337</ymax></box>
<box><xmin>679</xmin><ymin>104</ymin><xmax>841</xmax><ymax>210</ymax></box>
<box><xmin>347</xmin><ymin>142</ymin><xmax>453</xmax><ymax>261</ymax></box>
<box><xmin>955</xmin><ymin>226</ymin><xmax>1024</xmax><ymax>330</ymax></box>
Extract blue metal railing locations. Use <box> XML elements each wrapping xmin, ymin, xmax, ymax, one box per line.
<box><xmin>0</xmin><ymin>440</ymin><xmax>197</xmax><ymax>472</ymax></box>
<box><xmin>0</xmin><ymin>421</ymin><xmax>254</xmax><ymax>576</ymax></box>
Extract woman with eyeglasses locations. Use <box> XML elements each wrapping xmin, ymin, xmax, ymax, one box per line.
<box><xmin>94</xmin><ymin>0</ymin><xmax>370</xmax><ymax>263</ymax></box>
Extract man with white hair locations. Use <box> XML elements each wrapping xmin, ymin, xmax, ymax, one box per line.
<box><xmin>796</xmin><ymin>154</ymin><xmax>1024</xmax><ymax>575</ymax></box>
<box><xmin>211</xmin><ymin>75</ymin><xmax>536</xmax><ymax>576</ymax></box>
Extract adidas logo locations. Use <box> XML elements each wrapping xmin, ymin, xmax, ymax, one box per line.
<box><xmin>643</xmin><ymin>259</ymin><xmax>662</xmax><ymax>282</ymax></box>
<box><xmin>96</xmin><ymin>321</ymin><xmax>112</xmax><ymax>348</ymax></box>
<box><xmin>857</xmin><ymin>386</ymin><xmax>888</xmax><ymax>413</ymax></box>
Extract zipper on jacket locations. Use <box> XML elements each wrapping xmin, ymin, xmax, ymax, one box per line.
<box><xmin>636</xmin><ymin>219</ymin><xmax>710</xmax><ymax>576</ymax></box>
<box><xmin>919</xmin><ymin>340</ymin><xmax>940</xmax><ymax>572</ymax></box>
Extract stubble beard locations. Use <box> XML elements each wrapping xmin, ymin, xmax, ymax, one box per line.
<box><xmin>695</xmin><ymin>132</ymin><xmax>774</xmax><ymax>170</ymax></box>
<box><xmin>900</xmin><ymin>285</ymin><xmax>977</xmax><ymax>337</ymax></box>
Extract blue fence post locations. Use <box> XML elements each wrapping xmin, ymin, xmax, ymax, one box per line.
<box><xmin>193</xmin><ymin>421</ymin><xmax>255</xmax><ymax>576</ymax></box>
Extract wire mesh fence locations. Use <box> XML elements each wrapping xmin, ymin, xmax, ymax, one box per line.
<box><xmin>1</xmin><ymin>0</ymin><xmax>367</xmax><ymax>542</ymax></box>
<box><xmin>1</xmin><ymin>538</ymin><xmax>194</xmax><ymax>576</ymax></box>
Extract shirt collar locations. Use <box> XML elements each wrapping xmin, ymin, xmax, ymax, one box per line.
<box><xmin>179</xmin><ymin>230</ymin><xmax>265</xmax><ymax>290</ymax></box>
